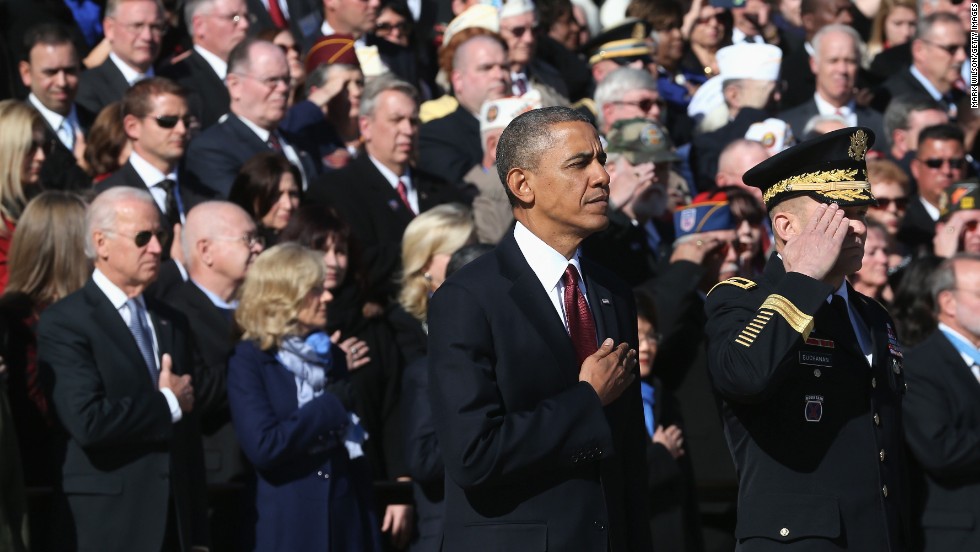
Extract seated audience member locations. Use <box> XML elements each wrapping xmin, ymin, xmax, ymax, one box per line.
<box><xmin>184</xmin><ymin>36</ymin><xmax>318</xmax><ymax>197</ymax></box>
<box><xmin>95</xmin><ymin>77</ymin><xmax>211</xmax><ymax>258</ymax></box>
<box><xmin>77</xmin><ymin>0</ymin><xmax>165</xmax><ymax>117</ymax></box>
<box><xmin>715</xmin><ymin>139</ymin><xmax>770</xmax><ymax>205</ymax></box>
<box><xmin>883</xmin><ymin>95</ymin><xmax>949</xmax><ymax>175</ymax></box>
<box><xmin>283</xmin><ymin>35</ymin><xmax>366</xmax><ymax>171</ymax></box>
<box><xmin>593</xmin><ymin>67</ymin><xmax>662</xmax><ymax>138</ymax></box>
<box><xmin>679</xmin><ymin>1</ymin><xmax>730</xmax><ymax>83</ymax></box>
<box><xmin>374</xmin><ymin>0</ymin><xmax>415</xmax><ymax>48</ymax></box>
<box><xmin>866</xmin><ymin>0</ymin><xmax>917</xmax><ymax>69</ymax></box>
<box><xmin>634</xmin><ymin>288</ymin><xmax>701</xmax><ymax>552</ymax></box>
<box><xmin>933</xmin><ymin>180</ymin><xmax>980</xmax><ymax>258</ymax></box>
<box><xmin>228</xmin><ymin>152</ymin><xmax>301</xmax><ymax>247</ymax></box>
<box><xmin>400</xmin><ymin>242</ymin><xmax>494</xmax><ymax>552</ymax></box>
<box><xmin>161</xmin><ymin>0</ymin><xmax>250</xmax><ymax>129</ymax></box>
<box><xmin>391</xmin><ymin>203</ymin><xmax>476</xmax><ymax>365</ymax></box>
<box><xmin>279</xmin><ymin>205</ymin><xmax>413</xmax><ymax>543</ymax></box>
<box><xmin>167</xmin><ymin>201</ymin><xmax>263</xmax><ymax>548</ymax></box>
<box><xmin>628</xmin><ymin>0</ymin><xmax>694</xmax><ymax>111</ymax></box>
<box><xmin>725</xmin><ymin>187</ymin><xmax>769</xmax><ymax>278</ymax></box>
<box><xmin>0</xmin><ymin>100</ymin><xmax>49</xmax><ymax>293</ymax></box>
<box><xmin>256</xmin><ymin>27</ymin><xmax>306</xmax><ymax>107</ymax></box>
<box><xmin>466</xmin><ymin>94</ymin><xmax>541</xmax><ymax>243</ymax></box>
<box><xmin>0</xmin><ymin>192</ymin><xmax>88</xmax><ymax>492</ymax></box>
<box><xmin>849</xmin><ymin>220</ymin><xmax>893</xmax><ymax>304</ymax></box>
<box><xmin>902</xmin><ymin>254</ymin><xmax>980</xmax><ymax>552</ymax></box>
<box><xmin>584</xmin><ymin>118</ymin><xmax>677</xmax><ymax>286</ymax></box>
<box><xmin>890</xmin><ymin>255</ymin><xmax>943</xmax><ymax>348</ymax></box>
<box><xmin>307</xmin><ymin>76</ymin><xmax>456</xmax><ymax>307</ymax></box>
<box><xmin>228</xmin><ymin>243</ymin><xmax>382</xmax><ymax>552</ymax></box>
<box><xmin>868</xmin><ymin>158</ymin><xmax>912</xmax><ymax>239</ymax></box>
<box><xmin>20</xmin><ymin>23</ymin><xmax>92</xmax><ymax>191</ymax></box>
<box><xmin>83</xmin><ymin>101</ymin><xmax>131</xmax><ymax>182</ymax></box>
<box><xmin>498</xmin><ymin>0</ymin><xmax>569</xmax><ymax>104</ymax></box>
<box><xmin>899</xmin><ymin>123</ymin><xmax>967</xmax><ymax>255</ymax></box>
<box><xmin>37</xmin><ymin>187</ymin><xmax>208</xmax><ymax>551</ymax></box>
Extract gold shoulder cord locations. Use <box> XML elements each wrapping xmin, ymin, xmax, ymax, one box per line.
<box><xmin>735</xmin><ymin>294</ymin><xmax>814</xmax><ymax>347</ymax></box>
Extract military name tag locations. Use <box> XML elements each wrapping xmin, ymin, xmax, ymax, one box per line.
<box><xmin>804</xmin><ymin>395</ymin><xmax>824</xmax><ymax>422</ymax></box>
<box><xmin>800</xmin><ymin>351</ymin><xmax>832</xmax><ymax>366</ymax></box>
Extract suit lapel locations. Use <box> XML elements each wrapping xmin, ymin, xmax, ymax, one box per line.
<box><xmin>146</xmin><ymin>301</ymin><xmax>174</xmax><ymax>368</ymax></box>
<box><xmin>360</xmin><ymin>156</ymin><xmax>415</xmax><ymax>223</ymax></box>
<box><xmin>84</xmin><ymin>280</ymin><xmax>157</xmax><ymax>389</ymax></box>
<box><xmin>497</xmin><ymin>235</ymin><xmax>579</xmax><ymax>380</ymax></box>
<box><xmin>583</xmin><ymin>263</ymin><xmax>620</xmax><ymax>344</ymax></box>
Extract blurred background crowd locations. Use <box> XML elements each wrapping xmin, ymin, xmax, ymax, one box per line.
<box><xmin>0</xmin><ymin>0</ymin><xmax>976</xmax><ymax>549</ymax></box>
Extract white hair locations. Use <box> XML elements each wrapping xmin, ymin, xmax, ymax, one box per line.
<box><xmin>85</xmin><ymin>187</ymin><xmax>157</xmax><ymax>260</ymax></box>
<box><xmin>594</xmin><ymin>67</ymin><xmax>658</xmax><ymax>130</ymax></box>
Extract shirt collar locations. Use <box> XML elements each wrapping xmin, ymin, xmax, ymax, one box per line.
<box><xmin>813</xmin><ymin>92</ymin><xmax>855</xmax><ymax>117</ymax></box>
<box><xmin>826</xmin><ymin>280</ymin><xmax>850</xmax><ymax>307</ymax></box>
<box><xmin>909</xmin><ymin>65</ymin><xmax>944</xmax><ymax>101</ymax></box>
<box><xmin>191</xmin><ymin>278</ymin><xmax>239</xmax><ymax>310</ymax></box>
<box><xmin>938</xmin><ymin>322</ymin><xmax>979</xmax><ymax>367</ymax></box>
<box><xmin>368</xmin><ymin>154</ymin><xmax>410</xmax><ymax>185</ymax></box>
<box><xmin>236</xmin><ymin>114</ymin><xmax>272</xmax><ymax>141</ymax></box>
<box><xmin>320</xmin><ymin>19</ymin><xmax>368</xmax><ymax>47</ymax></box>
<box><xmin>27</xmin><ymin>93</ymin><xmax>77</xmax><ymax>131</ymax></box>
<box><xmin>109</xmin><ymin>51</ymin><xmax>153</xmax><ymax>85</ymax></box>
<box><xmin>513</xmin><ymin>221</ymin><xmax>584</xmax><ymax>294</ymax></box>
<box><xmin>193</xmin><ymin>44</ymin><xmax>228</xmax><ymax>79</ymax></box>
<box><xmin>93</xmin><ymin>267</ymin><xmax>140</xmax><ymax>311</ymax></box>
<box><xmin>920</xmin><ymin>195</ymin><xmax>941</xmax><ymax>221</ymax></box>
<box><xmin>128</xmin><ymin>151</ymin><xmax>177</xmax><ymax>188</ymax></box>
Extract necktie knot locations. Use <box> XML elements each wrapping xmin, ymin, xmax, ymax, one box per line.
<box><xmin>562</xmin><ymin>264</ymin><xmax>579</xmax><ymax>288</ymax></box>
<box><xmin>268</xmin><ymin>133</ymin><xmax>283</xmax><ymax>152</ymax></box>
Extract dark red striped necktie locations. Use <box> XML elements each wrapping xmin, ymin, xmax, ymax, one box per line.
<box><xmin>563</xmin><ymin>265</ymin><xmax>598</xmax><ymax>366</ymax></box>
<box><xmin>267</xmin><ymin>0</ymin><xmax>287</xmax><ymax>29</ymax></box>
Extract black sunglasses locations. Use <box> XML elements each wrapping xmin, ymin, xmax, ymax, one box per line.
<box><xmin>29</xmin><ymin>137</ymin><xmax>55</xmax><ymax>156</ymax></box>
<box><xmin>613</xmin><ymin>55</ymin><xmax>654</xmax><ymax>66</ymax></box>
<box><xmin>921</xmin><ymin>157</ymin><xmax>966</xmax><ymax>170</ymax></box>
<box><xmin>152</xmin><ymin>115</ymin><xmax>194</xmax><ymax>129</ymax></box>
<box><xmin>117</xmin><ymin>229</ymin><xmax>169</xmax><ymax>247</ymax></box>
<box><xmin>872</xmin><ymin>197</ymin><xmax>909</xmax><ymax>210</ymax></box>
<box><xmin>376</xmin><ymin>21</ymin><xmax>411</xmax><ymax>33</ymax></box>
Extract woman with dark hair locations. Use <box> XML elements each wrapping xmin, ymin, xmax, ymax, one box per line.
<box><xmin>374</xmin><ymin>0</ymin><xmax>414</xmax><ymax>48</ymax></box>
<box><xmin>280</xmin><ymin>205</ymin><xmax>415</xmax><ymax>549</ymax></box>
<box><xmin>229</xmin><ymin>152</ymin><xmax>302</xmax><ymax>247</ymax></box>
<box><xmin>890</xmin><ymin>255</ymin><xmax>943</xmax><ymax>348</ymax></box>
<box><xmin>82</xmin><ymin>101</ymin><xmax>131</xmax><ymax>182</ymax></box>
<box><xmin>725</xmin><ymin>187</ymin><xmax>769</xmax><ymax>278</ymax></box>
<box><xmin>679</xmin><ymin>0</ymin><xmax>731</xmax><ymax>81</ymax></box>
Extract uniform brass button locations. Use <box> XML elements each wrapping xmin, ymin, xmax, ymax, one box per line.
<box><xmin>882</xmin><ymin>485</ymin><xmax>888</xmax><ymax>497</ymax></box>
<box><xmin>813</xmin><ymin>369</ymin><xmax>821</xmax><ymax>378</ymax></box>
<box><xmin>880</xmin><ymin>449</ymin><xmax>886</xmax><ymax>462</ymax></box>
<box><xmin>780</xmin><ymin>528</ymin><xmax>789</xmax><ymax>537</ymax></box>
<box><xmin>871</xmin><ymin>377</ymin><xmax>877</xmax><ymax>388</ymax></box>
<box><xmin>873</xmin><ymin>413</ymin><xmax>880</xmax><ymax>426</ymax></box>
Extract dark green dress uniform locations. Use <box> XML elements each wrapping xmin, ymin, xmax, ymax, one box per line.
<box><xmin>704</xmin><ymin>127</ymin><xmax>911</xmax><ymax>550</ymax></box>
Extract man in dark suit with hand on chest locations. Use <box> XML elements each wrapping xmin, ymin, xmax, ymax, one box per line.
<box><xmin>427</xmin><ymin>106</ymin><xmax>653</xmax><ymax>552</ymax></box>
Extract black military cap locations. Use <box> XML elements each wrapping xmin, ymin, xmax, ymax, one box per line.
<box><xmin>743</xmin><ymin>126</ymin><xmax>877</xmax><ymax>209</ymax></box>
<box><xmin>581</xmin><ymin>18</ymin><xmax>653</xmax><ymax>66</ymax></box>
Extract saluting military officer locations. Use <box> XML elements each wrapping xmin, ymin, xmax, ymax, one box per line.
<box><xmin>704</xmin><ymin>127</ymin><xmax>910</xmax><ymax>550</ymax></box>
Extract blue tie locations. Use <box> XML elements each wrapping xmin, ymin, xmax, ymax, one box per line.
<box><xmin>126</xmin><ymin>298</ymin><xmax>158</xmax><ymax>385</ymax></box>
<box><xmin>640</xmin><ymin>381</ymin><xmax>656</xmax><ymax>438</ymax></box>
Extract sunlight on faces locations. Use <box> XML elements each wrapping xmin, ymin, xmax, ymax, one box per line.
<box><xmin>916</xmin><ymin>21</ymin><xmax>967</xmax><ymax>89</ymax></box>
<box><xmin>127</xmin><ymin>93</ymin><xmax>191</xmax><ymax>168</ymax></box>
<box><xmin>778</xmin><ymin>197</ymin><xmax>868</xmax><ymax>277</ymax></box>
<box><xmin>911</xmin><ymin>138</ymin><xmax>966</xmax><ymax>204</ymax></box>
<box><xmin>327</xmin><ymin>0</ymin><xmax>381</xmax><ymax>35</ymax></box>
<box><xmin>196</xmin><ymin>0</ymin><xmax>250</xmax><ymax>59</ymax></box>
<box><xmin>812</xmin><ymin>30</ymin><xmax>857</xmax><ymax>105</ymax></box>
<box><xmin>326</xmin><ymin>66</ymin><xmax>365</xmax><ymax>120</ymax></box>
<box><xmin>361</xmin><ymin>89</ymin><xmax>418</xmax><ymax>172</ymax></box>
<box><xmin>105</xmin><ymin>0</ymin><xmax>164</xmax><ymax>71</ymax></box>
<box><xmin>884</xmin><ymin>6</ymin><xmax>917</xmax><ymax>46</ymax></box>
<box><xmin>261</xmin><ymin>172</ymin><xmax>300</xmax><ymax>231</ymax></box>
<box><xmin>296</xmin><ymin>283</ymin><xmax>332</xmax><ymax>331</ymax></box>
<box><xmin>944</xmin><ymin>259</ymin><xmax>980</xmax><ymax>340</ymax></box>
<box><xmin>637</xmin><ymin>315</ymin><xmax>657</xmax><ymax>378</ymax></box>
<box><xmin>452</xmin><ymin>38</ymin><xmax>511</xmax><ymax>114</ymax></box>
<box><xmin>96</xmin><ymin>199</ymin><xmax>164</xmax><ymax>290</ymax></box>
<box><xmin>867</xmin><ymin>181</ymin><xmax>907</xmax><ymax>235</ymax></box>
<box><xmin>321</xmin><ymin>234</ymin><xmax>349</xmax><ymax>290</ymax></box>
<box><xmin>500</xmin><ymin>12</ymin><xmax>536</xmax><ymax>67</ymax></box>
<box><xmin>230</xmin><ymin>43</ymin><xmax>291</xmax><ymax>129</ymax></box>
<box><xmin>21</xmin><ymin>42</ymin><xmax>79</xmax><ymax>115</ymax></box>
<box><xmin>210</xmin><ymin>208</ymin><xmax>262</xmax><ymax>282</ymax></box>
<box><xmin>853</xmin><ymin>225</ymin><xmax>889</xmax><ymax>289</ymax></box>
<box><xmin>23</xmin><ymin>128</ymin><xmax>47</xmax><ymax>186</ymax></box>
<box><xmin>273</xmin><ymin>29</ymin><xmax>305</xmax><ymax>84</ymax></box>
<box><xmin>691</xmin><ymin>6</ymin><xmax>726</xmax><ymax>48</ymax></box>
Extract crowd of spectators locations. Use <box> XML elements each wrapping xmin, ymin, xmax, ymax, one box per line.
<box><xmin>0</xmin><ymin>0</ymin><xmax>976</xmax><ymax>550</ymax></box>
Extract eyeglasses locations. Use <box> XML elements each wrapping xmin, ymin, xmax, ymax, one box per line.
<box><xmin>375</xmin><ymin>21</ymin><xmax>411</xmax><ymax>33</ymax></box>
<box><xmin>206</xmin><ymin>11</ymin><xmax>253</xmax><ymax>25</ymax></box>
<box><xmin>276</xmin><ymin>43</ymin><xmax>299</xmax><ymax>55</ymax></box>
<box><xmin>152</xmin><ymin>115</ymin><xmax>195</xmax><ymax>129</ymax></box>
<box><xmin>115</xmin><ymin>21</ymin><xmax>168</xmax><ymax>35</ymax></box>
<box><xmin>28</xmin><ymin>138</ymin><xmax>55</xmax><ymax>156</ymax></box>
<box><xmin>639</xmin><ymin>332</ymin><xmax>663</xmax><ymax>345</ymax></box>
<box><xmin>920</xmin><ymin>39</ymin><xmax>966</xmax><ymax>56</ymax></box>
<box><xmin>612</xmin><ymin>98</ymin><xmax>664</xmax><ymax>112</ymax></box>
<box><xmin>502</xmin><ymin>25</ymin><xmax>533</xmax><ymax>37</ymax></box>
<box><xmin>612</xmin><ymin>55</ymin><xmax>654</xmax><ymax>66</ymax></box>
<box><xmin>871</xmin><ymin>197</ymin><xmax>909</xmax><ymax>210</ymax></box>
<box><xmin>920</xmin><ymin>157</ymin><xmax>966</xmax><ymax>170</ymax></box>
<box><xmin>108</xmin><ymin>229</ymin><xmax>168</xmax><ymax>248</ymax></box>
<box><xmin>233</xmin><ymin>73</ymin><xmax>292</xmax><ymax>88</ymax></box>
<box><xmin>962</xmin><ymin>220</ymin><xmax>980</xmax><ymax>232</ymax></box>
<box><xmin>216</xmin><ymin>233</ymin><xmax>265</xmax><ymax>249</ymax></box>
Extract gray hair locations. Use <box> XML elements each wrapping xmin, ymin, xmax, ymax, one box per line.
<box><xmin>105</xmin><ymin>0</ymin><xmax>165</xmax><ymax>19</ymax></box>
<box><xmin>183</xmin><ymin>0</ymin><xmax>220</xmax><ymax>32</ymax></box>
<box><xmin>594</xmin><ymin>67</ymin><xmax>658</xmax><ymax>129</ymax></box>
<box><xmin>85</xmin><ymin>187</ymin><xmax>157</xmax><ymax>260</ymax></box>
<box><xmin>811</xmin><ymin>24</ymin><xmax>864</xmax><ymax>63</ymax></box>
<box><xmin>802</xmin><ymin>113</ymin><xmax>849</xmax><ymax>136</ymax></box>
<box><xmin>496</xmin><ymin>106</ymin><xmax>593</xmax><ymax>205</ymax></box>
<box><xmin>883</xmin><ymin>95</ymin><xmax>946</xmax><ymax>142</ymax></box>
<box><xmin>916</xmin><ymin>11</ymin><xmax>963</xmax><ymax>41</ymax></box>
<box><xmin>930</xmin><ymin>254</ymin><xmax>980</xmax><ymax>311</ymax></box>
<box><xmin>359</xmin><ymin>75</ymin><xmax>419</xmax><ymax>118</ymax></box>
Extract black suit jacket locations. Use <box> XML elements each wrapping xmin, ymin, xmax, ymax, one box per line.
<box><xmin>37</xmin><ymin>278</ymin><xmax>208</xmax><ymax>551</ymax></box>
<box><xmin>159</xmin><ymin>50</ymin><xmax>229</xmax><ymax>130</ymax></box>
<box><xmin>903</xmin><ymin>329</ymin><xmax>980</xmax><ymax>552</ymax></box>
<box><xmin>778</xmin><ymin>46</ymin><xmax>816</xmax><ymax>110</ymax></box>
<box><xmin>705</xmin><ymin>257</ymin><xmax>909</xmax><ymax>550</ymax></box>
<box><xmin>167</xmin><ymin>280</ymin><xmax>247</xmax><ymax>484</ymax></box>
<box><xmin>418</xmin><ymin>105</ymin><xmax>482</xmax><ymax>189</ymax></box>
<box><xmin>245</xmin><ymin>0</ymin><xmax>321</xmax><ymax>43</ymax></box>
<box><xmin>184</xmin><ymin>113</ymin><xmax>319</xmax><ymax>197</ymax></box>
<box><xmin>427</xmin><ymin>232</ymin><xmax>654</xmax><ymax>552</ymax></box>
<box><xmin>778</xmin><ymin>98</ymin><xmax>885</xmax><ymax>143</ymax></box>
<box><xmin>691</xmin><ymin>107</ymin><xmax>769</xmax><ymax>191</ymax></box>
<box><xmin>897</xmin><ymin>195</ymin><xmax>937</xmax><ymax>256</ymax></box>
<box><xmin>306</xmin><ymin>153</ymin><xmax>455</xmax><ymax>302</ymax></box>
<box><xmin>76</xmin><ymin>57</ymin><xmax>130</xmax><ymax>119</ymax></box>
<box><xmin>37</xmin><ymin>112</ymin><xmax>92</xmax><ymax>191</ymax></box>
<box><xmin>874</xmin><ymin>67</ymin><xmax>965</xmax><ymax>114</ymax></box>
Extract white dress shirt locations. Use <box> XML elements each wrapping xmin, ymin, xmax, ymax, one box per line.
<box><xmin>92</xmin><ymin>268</ymin><xmax>181</xmax><ymax>422</ymax></box>
<box><xmin>319</xmin><ymin>19</ymin><xmax>367</xmax><ymax>48</ymax></box>
<box><xmin>368</xmin><ymin>155</ymin><xmax>419</xmax><ymax>214</ymax></box>
<box><xmin>513</xmin><ymin>221</ymin><xmax>591</xmax><ymax>333</ymax></box>
<box><xmin>813</xmin><ymin>92</ymin><xmax>857</xmax><ymax>127</ymax></box>
<box><xmin>938</xmin><ymin>322</ymin><xmax>980</xmax><ymax>381</ymax></box>
<box><xmin>919</xmin><ymin>196</ymin><xmax>941</xmax><ymax>222</ymax></box>
<box><xmin>193</xmin><ymin>44</ymin><xmax>228</xmax><ymax>79</ymax></box>
<box><xmin>108</xmin><ymin>51</ymin><xmax>154</xmax><ymax>85</ymax></box>
<box><xmin>27</xmin><ymin>93</ymin><xmax>80</xmax><ymax>150</ymax></box>
<box><xmin>128</xmin><ymin>151</ymin><xmax>185</xmax><ymax>224</ymax></box>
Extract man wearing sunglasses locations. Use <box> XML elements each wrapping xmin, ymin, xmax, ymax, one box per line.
<box><xmin>876</xmin><ymin>12</ymin><xmax>967</xmax><ymax>119</ymax></box>
<box><xmin>498</xmin><ymin>0</ymin><xmax>569</xmax><ymax>104</ymax></box>
<box><xmin>161</xmin><ymin>0</ymin><xmax>251</xmax><ymax>130</ymax></box>
<box><xmin>899</xmin><ymin>123</ymin><xmax>968</xmax><ymax>254</ymax></box>
<box><xmin>38</xmin><ymin>186</ymin><xmax>208</xmax><ymax>552</ymax></box>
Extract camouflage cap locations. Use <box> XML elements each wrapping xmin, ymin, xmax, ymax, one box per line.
<box><xmin>939</xmin><ymin>179</ymin><xmax>980</xmax><ymax>219</ymax></box>
<box><xmin>605</xmin><ymin>118</ymin><xmax>680</xmax><ymax>164</ymax></box>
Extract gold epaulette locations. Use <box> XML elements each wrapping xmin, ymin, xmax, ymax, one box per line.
<box><xmin>708</xmin><ymin>277</ymin><xmax>757</xmax><ymax>296</ymax></box>
<box><xmin>571</xmin><ymin>97</ymin><xmax>597</xmax><ymax>117</ymax></box>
